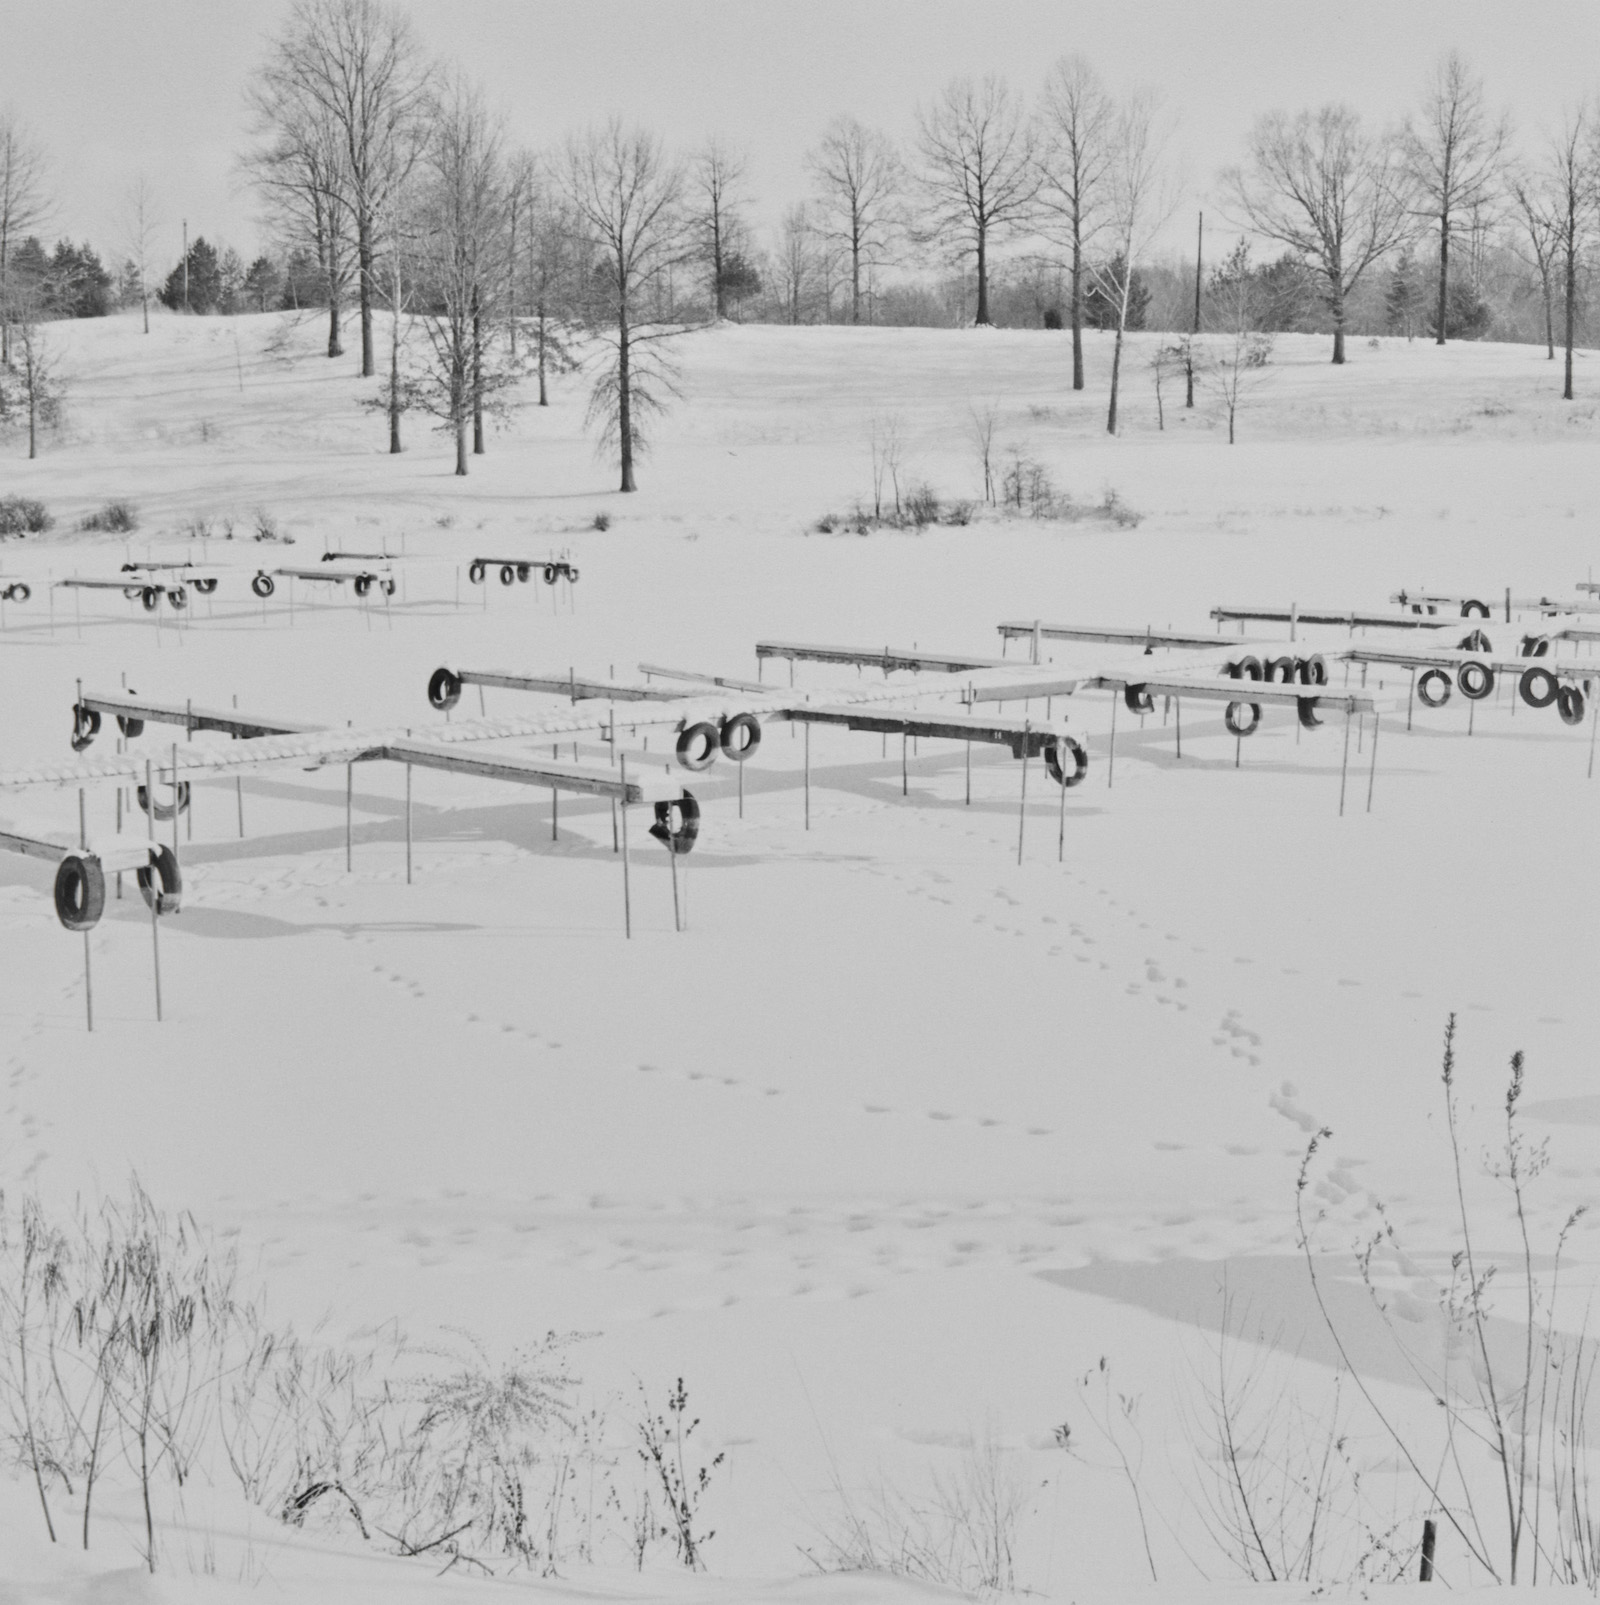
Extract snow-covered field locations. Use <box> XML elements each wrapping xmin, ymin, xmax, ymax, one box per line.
<box><xmin>1</xmin><ymin>312</ymin><xmax>1598</xmax><ymax>1603</ymax></box>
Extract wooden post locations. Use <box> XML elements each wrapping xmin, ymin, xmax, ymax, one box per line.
<box><xmin>1175</xmin><ymin>698</ymin><xmax>1182</xmax><ymax>759</ymax></box>
<box><xmin>1407</xmin><ymin>667</ymin><xmax>1415</xmax><ymax>732</ymax></box>
<box><xmin>1419</xmin><ymin>1518</ymin><xmax>1436</xmax><ymax>1582</ymax></box>
<box><xmin>1057</xmin><ymin>746</ymin><xmax>1068</xmax><ymax>862</ymax></box>
<box><xmin>145</xmin><ymin>759</ymin><xmax>162</xmax><ymax>1022</ymax></box>
<box><xmin>667</xmin><ymin>827</ymin><xmax>681</xmax><ymax>932</ymax></box>
<box><xmin>405</xmin><ymin>763</ymin><xmax>413</xmax><ymax>883</ymax></box>
<box><xmin>1107</xmin><ymin>692</ymin><xmax>1117</xmax><ymax>789</ymax></box>
<box><xmin>619</xmin><ymin>756</ymin><xmax>632</xmax><ymax>938</ymax></box>
<box><xmin>901</xmin><ymin>731</ymin><xmax>908</xmax><ymax>797</ymax></box>
<box><xmin>345</xmin><ymin>763</ymin><xmax>353</xmax><ymax>871</ymax></box>
<box><xmin>1338</xmin><ymin>704</ymin><xmax>1352</xmax><ymax>817</ymax></box>
<box><xmin>1366</xmin><ymin>711</ymin><xmax>1380</xmax><ymax>812</ymax></box>
<box><xmin>965</xmin><ymin>740</ymin><xmax>972</xmax><ymax>805</ymax></box>
<box><xmin>1017</xmin><ymin>723</ymin><xmax>1030</xmax><ymax>866</ymax></box>
<box><xmin>1290</xmin><ymin>601</ymin><xmax>1297</xmax><ymax>643</ymax></box>
<box><xmin>737</xmin><ymin>753</ymin><xmax>744</xmax><ymax>819</ymax></box>
<box><xmin>804</xmin><ymin>722</ymin><xmax>811</xmax><ymax>830</ymax></box>
<box><xmin>1031</xmin><ymin>619</ymin><xmax>1041</xmax><ymax>665</ymax></box>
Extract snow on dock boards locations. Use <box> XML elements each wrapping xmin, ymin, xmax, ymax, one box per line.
<box><xmin>755</xmin><ymin>639</ymin><xmax>1010</xmax><ymax>673</ymax></box>
<box><xmin>996</xmin><ymin>620</ymin><xmax>1236</xmax><ymax>650</ymax></box>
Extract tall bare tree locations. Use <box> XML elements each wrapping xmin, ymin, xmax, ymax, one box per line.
<box><xmin>521</xmin><ymin>178</ymin><xmax>581</xmax><ymax>407</ymax></box>
<box><xmin>119</xmin><ymin>177</ymin><xmax>159</xmax><ymax>335</ymax></box>
<box><xmin>564</xmin><ymin>122</ymin><xmax>686</xmax><ymax>493</ymax></box>
<box><xmin>0</xmin><ymin>112</ymin><xmax>48</xmax><ymax>367</ymax></box>
<box><xmin>1507</xmin><ymin>169</ymin><xmax>1558</xmax><ymax>360</ymax></box>
<box><xmin>411</xmin><ymin>79</ymin><xmax>513</xmax><ymax>475</ymax></box>
<box><xmin>1037</xmin><ymin>56</ymin><xmax>1112</xmax><ymax>389</ymax></box>
<box><xmin>806</xmin><ymin>116</ymin><xmax>902</xmax><ymax>324</ymax></box>
<box><xmin>1549</xmin><ymin>107</ymin><xmax>1594</xmax><ymax>400</ymax></box>
<box><xmin>1225</xmin><ymin>104</ymin><xmax>1411</xmax><ymax>364</ymax></box>
<box><xmin>916</xmin><ymin>76</ymin><xmax>1039</xmax><ymax>326</ymax></box>
<box><xmin>1404</xmin><ymin>51</ymin><xmax>1508</xmax><ymax>346</ymax></box>
<box><xmin>772</xmin><ymin>203</ymin><xmax>819</xmax><ymax>325</ymax></box>
<box><xmin>690</xmin><ymin>137</ymin><xmax>751</xmax><ymax>321</ymax></box>
<box><xmin>253</xmin><ymin>0</ymin><xmax>431</xmax><ymax>378</ymax></box>
<box><xmin>244</xmin><ymin>71</ymin><xmax>355</xmax><ymax>357</ymax></box>
<box><xmin>1095</xmin><ymin>93</ymin><xmax>1172</xmax><ymax>434</ymax></box>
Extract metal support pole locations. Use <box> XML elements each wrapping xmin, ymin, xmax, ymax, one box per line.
<box><xmin>1175</xmin><ymin>698</ymin><xmax>1182</xmax><ymax>759</ymax></box>
<box><xmin>1017</xmin><ymin>724</ymin><xmax>1030</xmax><ymax>866</ymax></box>
<box><xmin>171</xmin><ymin>744</ymin><xmax>180</xmax><ymax>861</ymax></box>
<box><xmin>667</xmin><ymin>832</ymin><xmax>681</xmax><ymax>933</ymax></box>
<box><xmin>965</xmin><ymin>740</ymin><xmax>971</xmax><ymax>805</ymax></box>
<box><xmin>405</xmin><ymin>763</ymin><xmax>413</xmax><ymax>883</ymax></box>
<box><xmin>346</xmin><ymin>763</ymin><xmax>353</xmax><ymax>871</ymax></box>
<box><xmin>1107</xmin><ymin>693</ymin><xmax>1117</xmax><ymax>789</ymax></box>
<box><xmin>1407</xmin><ymin>667</ymin><xmax>1415</xmax><ymax>731</ymax></box>
<box><xmin>619</xmin><ymin>757</ymin><xmax>632</xmax><ymax>937</ymax></box>
<box><xmin>1589</xmin><ymin>693</ymin><xmax>1599</xmax><ymax>780</ymax></box>
<box><xmin>1057</xmin><ymin>751</ymin><xmax>1068</xmax><ymax>862</ymax></box>
<box><xmin>146</xmin><ymin>759</ymin><xmax>162</xmax><ymax>1022</ymax></box>
<box><xmin>1366</xmin><ymin>713</ymin><xmax>1380</xmax><ymax>812</ymax></box>
<box><xmin>79</xmin><ymin>789</ymin><xmax>92</xmax><ymax>1032</ymax></box>
<box><xmin>1338</xmin><ymin>705</ymin><xmax>1352</xmax><ymax>817</ymax></box>
<box><xmin>803</xmin><ymin>722</ymin><xmax>811</xmax><ymax>830</ymax></box>
<box><xmin>901</xmin><ymin>731</ymin><xmax>908</xmax><ymax>796</ymax></box>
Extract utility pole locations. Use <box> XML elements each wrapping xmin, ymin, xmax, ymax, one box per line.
<box><xmin>182</xmin><ymin>218</ymin><xmax>190</xmax><ymax>311</ymax></box>
<box><xmin>1186</xmin><ymin>211</ymin><xmax>1202</xmax><ymax>408</ymax></box>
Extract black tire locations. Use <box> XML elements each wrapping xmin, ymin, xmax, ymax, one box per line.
<box><xmin>719</xmin><ymin>712</ymin><xmax>762</xmax><ymax>762</ymax></box>
<box><xmin>1296</xmin><ymin>697</ymin><xmax>1324</xmax><ymax>730</ymax></box>
<box><xmin>122</xmin><ymin>585</ymin><xmax>143</xmax><ymax>600</ymax></box>
<box><xmin>137</xmin><ymin>844</ymin><xmax>182</xmax><ymax>915</ymax></box>
<box><xmin>1123</xmin><ymin>684</ymin><xmax>1155</xmax><ymax>714</ymax></box>
<box><xmin>70</xmin><ymin>705</ymin><xmax>102</xmax><ymax>752</ymax></box>
<box><xmin>1520</xmin><ymin>634</ymin><xmax>1551</xmax><ymax>658</ymax></box>
<box><xmin>499</xmin><ymin>564</ymin><xmax>515</xmax><ymax>586</ymax></box>
<box><xmin>649</xmin><ymin>790</ymin><xmax>700</xmax><ymax>855</ymax></box>
<box><xmin>1263</xmin><ymin>654</ymin><xmax>1297</xmax><ymax>684</ymax></box>
<box><xmin>6</xmin><ymin>583</ymin><xmax>29</xmax><ymax>603</ymax></box>
<box><xmin>565</xmin><ymin>565</ymin><xmax>579</xmax><ymax>583</ymax></box>
<box><xmin>675</xmin><ymin>721</ymin><xmax>720</xmax><ymax>771</ymax></box>
<box><xmin>354</xmin><ymin>574</ymin><xmax>373</xmax><ymax>597</ymax></box>
<box><xmin>1294</xmin><ymin>654</ymin><xmax>1329</xmax><ymax>686</ymax></box>
<box><xmin>141</xmin><ymin>587</ymin><xmax>160</xmax><ymax>612</ymax></box>
<box><xmin>117</xmin><ymin>714</ymin><xmax>144</xmax><ymax>738</ymax></box>
<box><xmin>1458</xmin><ymin>629</ymin><xmax>1492</xmax><ymax>655</ymax></box>
<box><xmin>137</xmin><ymin>780</ymin><xmax>190</xmax><ymax>822</ymax></box>
<box><xmin>1044</xmin><ymin>734</ymin><xmax>1089</xmax><ymax>786</ymax></box>
<box><xmin>468</xmin><ymin>561</ymin><xmax>486</xmax><ymax>584</ymax></box>
<box><xmin>1229</xmin><ymin>655</ymin><xmax>1263</xmax><ymax>681</ymax></box>
<box><xmin>1461</xmin><ymin>598</ymin><xmax>1490</xmax><ymax>618</ymax></box>
<box><xmin>516</xmin><ymin>563</ymin><xmax>531</xmax><ymax>582</ymax></box>
<box><xmin>1457</xmin><ymin>660</ymin><xmax>1495</xmax><ymax>701</ymax></box>
<box><xmin>1224</xmin><ymin>701</ymin><xmax>1262</xmax><ymax>737</ymax></box>
<box><xmin>252</xmin><ymin>572</ymin><xmax>275</xmax><ymax>598</ymax></box>
<box><xmin>543</xmin><ymin>564</ymin><xmax>559</xmax><ymax>585</ymax></box>
<box><xmin>1417</xmin><ymin>668</ymin><xmax>1453</xmax><ymax>709</ymax></box>
<box><xmin>195</xmin><ymin>577</ymin><xmax>217</xmax><ymax>595</ymax></box>
<box><xmin>54</xmin><ymin>854</ymin><xmax>105</xmax><ymax>932</ymax></box>
<box><xmin>168</xmin><ymin>585</ymin><xmax>187</xmax><ymax>609</ymax></box>
<box><xmin>381</xmin><ymin>578</ymin><xmax>395</xmax><ymax>596</ymax></box>
<box><xmin>428</xmin><ymin>666</ymin><xmax>463</xmax><ymax>711</ymax></box>
<box><xmin>1557</xmin><ymin>683</ymin><xmax>1586</xmax><ymax>726</ymax></box>
<box><xmin>1520</xmin><ymin>666</ymin><xmax>1558</xmax><ymax>709</ymax></box>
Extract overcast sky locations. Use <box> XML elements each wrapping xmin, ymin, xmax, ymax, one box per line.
<box><xmin>2</xmin><ymin>0</ymin><xmax>1598</xmax><ymax>274</ymax></box>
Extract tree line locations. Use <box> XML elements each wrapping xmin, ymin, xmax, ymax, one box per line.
<box><xmin>1</xmin><ymin>10</ymin><xmax>1598</xmax><ymax>473</ymax></box>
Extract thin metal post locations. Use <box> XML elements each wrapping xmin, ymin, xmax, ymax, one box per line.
<box><xmin>737</xmin><ymin>754</ymin><xmax>744</xmax><ymax>818</ymax></box>
<box><xmin>405</xmin><ymin>763</ymin><xmax>413</xmax><ymax>882</ymax></box>
<box><xmin>1107</xmin><ymin>693</ymin><xmax>1117</xmax><ymax>789</ymax></box>
<box><xmin>145</xmin><ymin>759</ymin><xmax>162</xmax><ymax>1021</ymax></box>
<box><xmin>667</xmin><ymin>831</ymin><xmax>681</xmax><ymax>932</ymax></box>
<box><xmin>1590</xmin><ymin>692</ymin><xmax>1599</xmax><ymax>780</ymax></box>
<box><xmin>1366</xmin><ymin>712</ymin><xmax>1379</xmax><ymax>812</ymax></box>
<box><xmin>345</xmin><ymin>763</ymin><xmax>353</xmax><ymax>870</ymax></box>
<box><xmin>1057</xmin><ymin>748</ymin><xmax>1068</xmax><ymax>862</ymax></box>
<box><xmin>1175</xmin><ymin>698</ymin><xmax>1182</xmax><ymax>759</ymax></box>
<box><xmin>803</xmin><ymin>722</ymin><xmax>811</xmax><ymax>830</ymax></box>
<box><xmin>171</xmin><ymin>743</ymin><xmax>180</xmax><ymax>860</ymax></box>
<box><xmin>1338</xmin><ymin>705</ymin><xmax>1352</xmax><ymax>816</ymax></box>
<box><xmin>619</xmin><ymin>757</ymin><xmax>632</xmax><ymax>937</ymax></box>
<box><xmin>79</xmin><ymin>789</ymin><xmax>92</xmax><ymax>1031</ymax></box>
<box><xmin>1407</xmin><ymin>667</ymin><xmax>1415</xmax><ymax>731</ymax></box>
<box><xmin>1017</xmin><ymin>723</ymin><xmax>1030</xmax><ymax>865</ymax></box>
<box><xmin>901</xmin><ymin>731</ymin><xmax>908</xmax><ymax>796</ymax></box>
<box><xmin>965</xmin><ymin>740</ymin><xmax>971</xmax><ymax>805</ymax></box>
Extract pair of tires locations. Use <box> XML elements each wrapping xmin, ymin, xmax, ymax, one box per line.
<box><xmin>1417</xmin><ymin>660</ymin><xmax>1496</xmax><ymax>707</ymax></box>
<box><xmin>468</xmin><ymin>562</ymin><xmax>530</xmax><ymax>585</ymax></box>
<box><xmin>70</xmin><ymin>704</ymin><xmax>102</xmax><ymax>752</ymax></box>
<box><xmin>1519</xmin><ymin>665</ymin><xmax>1588</xmax><ymax>724</ymax></box>
<box><xmin>3</xmin><ymin>583</ymin><xmax>30</xmax><ymax>602</ymax></box>
<box><xmin>649</xmin><ymin>791</ymin><xmax>700</xmax><ymax>855</ymax></box>
<box><xmin>128</xmin><ymin>585</ymin><xmax>176</xmax><ymax>611</ymax></box>
<box><xmin>676</xmin><ymin>714</ymin><xmax>762</xmax><ymax>770</ymax></box>
<box><xmin>137</xmin><ymin>781</ymin><xmax>191</xmax><ymax>821</ymax></box>
<box><xmin>352</xmin><ymin>574</ymin><xmax>394</xmax><ymax>598</ymax></box>
<box><xmin>1226</xmin><ymin>654</ymin><xmax>1328</xmax><ymax>686</ymax></box>
<box><xmin>53</xmin><ymin>845</ymin><xmax>181</xmax><ymax>931</ymax></box>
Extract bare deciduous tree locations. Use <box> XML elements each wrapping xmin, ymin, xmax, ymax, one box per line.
<box><xmin>1225</xmin><ymin>105</ymin><xmax>1411</xmax><ymax>364</ymax></box>
<box><xmin>771</xmin><ymin>203</ymin><xmax>820</xmax><ymax>325</ymax></box>
<box><xmin>1095</xmin><ymin>93</ymin><xmax>1172</xmax><ymax>434</ymax></box>
<box><xmin>807</xmin><ymin>117</ymin><xmax>902</xmax><ymax>325</ymax></box>
<box><xmin>410</xmin><ymin>79</ymin><xmax>514</xmax><ymax>475</ymax></box>
<box><xmin>1507</xmin><ymin>168</ymin><xmax>1559</xmax><ymax>361</ymax></box>
<box><xmin>690</xmin><ymin>137</ymin><xmax>751</xmax><ymax>321</ymax></box>
<box><xmin>0</xmin><ymin>112</ymin><xmax>48</xmax><ymax>367</ymax></box>
<box><xmin>1403</xmin><ymin>51</ymin><xmax>1508</xmax><ymax>346</ymax></box>
<box><xmin>565</xmin><ymin>122</ymin><xmax>687</xmax><ymax>493</ymax></box>
<box><xmin>118</xmin><ymin>177</ymin><xmax>160</xmax><ymax>336</ymax></box>
<box><xmin>252</xmin><ymin>0</ymin><xmax>431</xmax><ymax>377</ymax></box>
<box><xmin>521</xmin><ymin>178</ymin><xmax>582</xmax><ymax>407</ymax></box>
<box><xmin>1549</xmin><ymin>107</ymin><xmax>1594</xmax><ymax>400</ymax></box>
<box><xmin>1037</xmin><ymin>56</ymin><xmax>1113</xmax><ymax>390</ymax></box>
<box><xmin>915</xmin><ymin>76</ymin><xmax>1039</xmax><ymax>327</ymax></box>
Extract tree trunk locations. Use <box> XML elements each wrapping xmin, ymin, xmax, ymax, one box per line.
<box><xmin>1564</xmin><ymin>241</ymin><xmax>1576</xmax><ymax>400</ymax></box>
<box><xmin>618</xmin><ymin>317</ymin><xmax>635</xmax><ymax>492</ymax></box>
<box><xmin>1070</xmin><ymin>231</ymin><xmax>1084</xmax><ymax>391</ymax></box>
<box><xmin>537</xmin><ymin>311</ymin><xmax>548</xmax><ymax>405</ymax></box>
<box><xmin>388</xmin><ymin>308</ymin><xmax>402</xmax><ymax>455</ymax></box>
<box><xmin>357</xmin><ymin>212</ymin><xmax>375</xmax><ymax>377</ymax></box>
<box><xmin>472</xmin><ymin>301</ymin><xmax>484</xmax><ymax>455</ymax></box>
<box><xmin>1543</xmin><ymin>270</ymin><xmax>1555</xmax><ymax>359</ymax></box>
<box><xmin>327</xmin><ymin>300</ymin><xmax>342</xmax><ymax>358</ymax></box>
<box><xmin>850</xmin><ymin>221</ymin><xmax>862</xmax><ymax>324</ymax></box>
<box><xmin>141</xmin><ymin>285</ymin><xmax>149</xmax><ymax>335</ymax></box>
<box><xmin>712</xmin><ymin>210</ymin><xmax>726</xmax><ymax>320</ymax></box>
<box><xmin>1187</xmin><ymin>211</ymin><xmax>1202</xmax><ymax>407</ymax></box>
<box><xmin>454</xmin><ymin>409</ymin><xmax>467</xmax><ymax>475</ymax></box>
<box><xmin>1106</xmin><ymin>324</ymin><xmax>1123</xmax><ymax>434</ymax></box>
<box><xmin>974</xmin><ymin>227</ymin><xmax>990</xmax><ymax>326</ymax></box>
<box><xmin>1435</xmin><ymin>214</ymin><xmax>1450</xmax><ymax>346</ymax></box>
<box><xmin>1331</xmin><ymin>283</ymin><xmax>1346</xmax><ymax>365</ymax></box>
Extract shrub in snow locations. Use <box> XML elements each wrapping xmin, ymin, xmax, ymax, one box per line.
<box><xmin>80</xmin><ymin>499</ymin><xmax>138</xmax><ymax>533</ymax></box>
<box><xmin>0</xmin><ymin>496</ymin><xmax>52</xmax><ymax>535</ymax></box>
